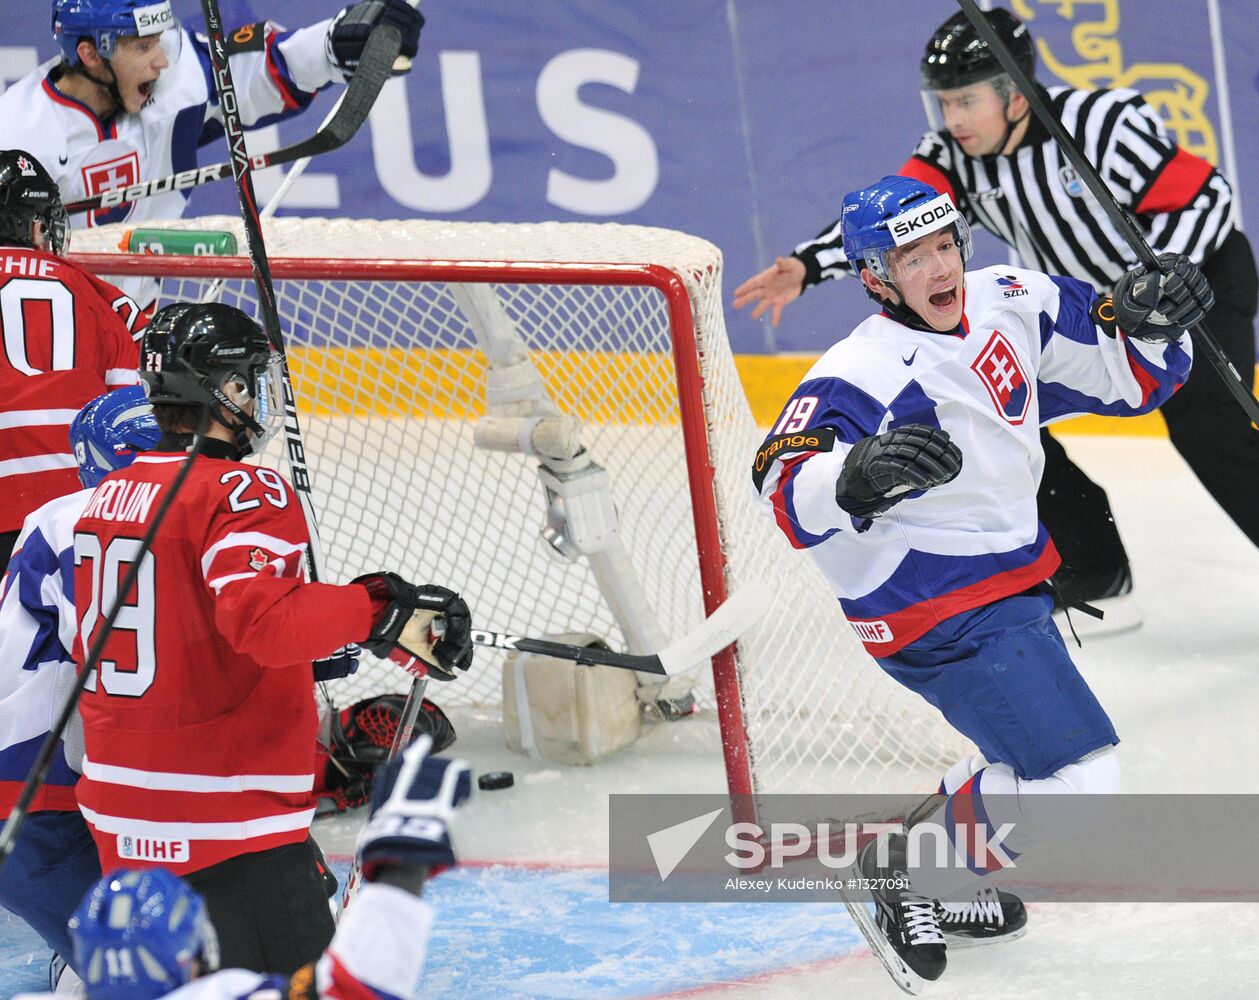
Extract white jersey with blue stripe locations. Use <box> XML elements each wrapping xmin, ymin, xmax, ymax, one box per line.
<box><xmin>0</xmin><ymin>489</ymin><xmax>93</xmax><ymax>813</ymax></box>
<box><xmin>754</xmin><ymin>265</ymin><xmax>1191</xmax><ymax>656</ymax></box>
<box><xmin>0</xmin><ymin>18</ymin><xmax>341</xmax><ymax>305</ymax></box>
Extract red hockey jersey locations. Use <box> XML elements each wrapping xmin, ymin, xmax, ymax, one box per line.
<box><xmin>0</xmin><ymin>247</ymin><xmax>144</xmax><ymax>532</ymax></box>
<box><xmin>73</xmin><ymin>450</ymin><xmax>376</xmax><ymax>875</ymax></box>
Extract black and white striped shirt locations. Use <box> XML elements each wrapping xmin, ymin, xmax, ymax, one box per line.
<box><xmin>794</xmin><ymin>85</ymin><xmax>1236</xmax><ymax>294</ymax></box>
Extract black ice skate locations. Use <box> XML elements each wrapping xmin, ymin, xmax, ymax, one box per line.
<box><xmin>937</xmin><ymin>885</ymin><xmax>1027</xmax><ymax>948</ymax></box>
<box><xmin>839</xmin><ymin>833</ymin><xmax>946</xmax><ymax>995</ymax></box>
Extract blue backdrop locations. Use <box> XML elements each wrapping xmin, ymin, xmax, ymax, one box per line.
<box><xmin>2</xmin><ymin>0</ymin><xmax>1255</xmax><ymax>354</ymax></box>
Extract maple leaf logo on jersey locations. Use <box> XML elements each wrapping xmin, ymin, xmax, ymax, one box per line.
<box><xmin>248</xmin><ymin>548</ymin><xmax>269</xmax><ymax>571</ymax></box>
<box><xmin>970</xmin><ymin>330</ymin><xmax>1031</xmax><ymax>425</ymax></box>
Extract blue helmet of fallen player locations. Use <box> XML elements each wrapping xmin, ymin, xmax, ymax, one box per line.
<box><xmin>52</xmin><ymin>0</ymin><xmax>178</xmax><ymax>63</ymax></box>
<box><xmin>69</xmin><ymin>385</ymin><xmax>161</xmax><ymax>489</ymax></box>
<box><xmin>69</xmin><ymin>868</ymin><xmax>220</xmax><ymax>999</ymax></box>
<box><xmin>840</xmin><ymin>175</ymin><xmax>974</xmax><ymax>285</ymax></box>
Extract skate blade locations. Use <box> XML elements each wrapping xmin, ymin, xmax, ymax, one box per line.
<box><xmin>1053</xmin><ymin>592</ymin><xmax>1142</xmax><ymax>639</ymax></box>
<box><xmin>839</xmin><ymin>892</ymin><xmax>925</xmax><ymax>995</ymax></box>
<box><xmin>944</xmin><ymin>923</ymin><xmax>1027</xmax><ymax>950</ymax></box>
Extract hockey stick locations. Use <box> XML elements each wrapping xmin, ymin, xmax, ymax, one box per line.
<box><xmin>463</xmin><ymin>578</ymin><xmax>774</xmax><ymax>677</ymax></box>
<box><xmin>198</xmin><ymin>0</ymin><xmax>400</xmax><ymax>584</ymax></box>
<box><xmin>200</xmin><ymin>115</ymin><xmax>327</xmax><ymax>304</ymax></box>
<box><xmin>0</xmin><ymin>430</ymin><xmax>210</xmax><ymax>878</ymax></box>
<box><xmin>65</xmin><ymin>16</ymin><xmax>401</xmax><ymax>218</ymax></box>
<box><xmin>955</xmin><ymin>0</ymin><xmax>1259</xmax><ymax>426</ymax></box>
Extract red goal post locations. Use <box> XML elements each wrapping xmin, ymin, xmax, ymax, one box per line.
<box><xmin>69</xmin><ymin>216</ymin><xmax>966</xmax><ymax>803</ymax></box>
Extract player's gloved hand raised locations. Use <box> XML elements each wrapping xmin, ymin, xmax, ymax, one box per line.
<box><xmin>1112</xmin><ymin>252</ymin><xmax>1214</xmax><ymax>342</ymax></box>
<box><xmin>357</xmin><ymin>734</ymin><xmax>472</xmax><ymax>881</ymax></box>
<box><xmin>313</xmin><ymin>642</ymin><xmax>361</xmax><ymax>682</ymax></box>
<box><xmin>356</xmin><ymin>572</ymin><xmax>473</xmax><ymax>681</ymax></box>
<box><xmin>835</xmin><ymin>424</ymin><xmax>962</xmax><ymax>519</ymax></box>
<box><xmin>327</xmin><ymin>0</ymin><xmax>423</xmax><ymax>78</ymax></box>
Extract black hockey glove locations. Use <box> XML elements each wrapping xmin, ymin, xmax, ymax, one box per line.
<box><xmin>357</xmin><ymin>734</ymin><xmax>472</xmax><ymax>882</ymax></box>
<box><xmin>356</xmin><ymin>572</ymin><xmax>473</xmax><ymax>681</ymax></box>
<box><xmin>1111</xmin><ymin>252</ymin><xmax>1214</xmax><ymax>342</ymax></box>
<box><xmin>835</xmin><ymin>424</ymin><xmax>962</xmax><ymax>519</ymax></box>
<box><xmin>313</xmin><ymin>642</ymin><xmax>361</xmax><ymax>682</ymax></box>
<box><xmin>327</xmin><ymin>0</ymin><xmax>424</xmax><ymax>78</ymax></box>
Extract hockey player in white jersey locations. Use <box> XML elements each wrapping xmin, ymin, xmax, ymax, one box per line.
<box><xmin>0</xmin><ymin>0</ymin><xmax>425</xmax><ymax>306</ymax></box>
<box><xmin>0</xmin><ymin>385</ymin><xmax>159</xmax><ymax>986</ymax></box>
<box><xmin>14</xmin><ymin>734</ymin><xmax>470</xmax><ymax>1000</ymax></box>
<box><xmin>754</xmin><ymin>175</ymin><xmax>1211</xmax><ymax>988</ymax></box>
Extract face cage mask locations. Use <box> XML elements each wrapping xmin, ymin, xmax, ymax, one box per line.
<box><xmin>862</xmin><ymin>216</ymin><xmax>974</xmax><ymax>285</ymax></box>
<box><xmin>42</xmin><ymin>208</ymin><xmax>69</xmax><ymax>256</ymax></box>
<box><xmin>222</xmin><ymin>352</ymin><xmax>285</xmax><ymax>455</ymax></box>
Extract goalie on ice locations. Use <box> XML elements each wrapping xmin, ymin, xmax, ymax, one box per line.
<box><xmin>753</xmin><ymin>174</ymin><xmax>1210</xmax><ymax>988</ymax></box>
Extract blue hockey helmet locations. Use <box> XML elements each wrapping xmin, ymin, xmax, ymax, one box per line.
<box><xmin>69</xmin><ymin>385</ymin><xmax>161</xmax><ymax>489</ymax></box>
<box><xmin>52</xmin><ymin>0</ymin><xmax>178</xmax><ymax>63</ymax></box>
<box><xmin>69</xmin><ymin>869</ymin><xmax>220</xmax><ymax>1000</ymax></box>
<box><xmin>840</xmin><ymin>175</ymin><xmax>972</xmax><ymax>284</ymax></box>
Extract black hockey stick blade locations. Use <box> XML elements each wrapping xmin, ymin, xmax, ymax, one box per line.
<box><xmin>468</xmin><ymin>580</ymin><xmax>773</xmax><ymax>676</ymax></box>
<box><xmin>65</xmin><ymin>21</ymin><xmax>401</xmax><ymax>217</ymax></box>
<box><xmin>955</xmin><ymin>0</ymin><xmax>1259</xmax><ymax>427</ymax></box>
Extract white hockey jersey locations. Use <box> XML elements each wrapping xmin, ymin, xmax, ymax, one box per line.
<box><xmin>754</xmin><ymin>266</ymin><xmax>1192</xmax><ymax>656</ymax></box>
<box><xmin>0</xmin><ymin>489</ymin><xmax>92</xmax><ymax>813</ymax></box>
<box><xmin>0</xmin><ymin>18</ymin><xmax>342</xmax><ymax>305</ymax></box>
<box><xmin>15</xmin><ymin>883</ymin><xmax>434</xmax><ymax>1000</ymax></box>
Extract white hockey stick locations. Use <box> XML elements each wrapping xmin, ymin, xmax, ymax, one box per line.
<box><xmin>464</xmin><ymin>578</ymin><xmax>774</xmax><ymax>676</ymax></box>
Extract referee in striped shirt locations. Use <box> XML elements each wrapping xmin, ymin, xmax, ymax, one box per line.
<box><xmin>735</xmin><ymin>7</ymin><xmax>1258</xmax><ymax>614</ymax></box>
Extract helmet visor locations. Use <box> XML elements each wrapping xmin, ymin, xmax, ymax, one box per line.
<box><xmin>884</xmin><ymin>222</ymin><xmax>972</xmax><ymax>284</ymax></box>
<box><xmin>248</xmin><ymin>352</ymin><xmax>286</xmax><ymax>455</ymax></box>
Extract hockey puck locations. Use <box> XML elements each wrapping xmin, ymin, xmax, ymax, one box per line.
<box><xmin>478</xmin><ymin>771</ymin><xmax>514</xmax><ymax>791</ymax></box>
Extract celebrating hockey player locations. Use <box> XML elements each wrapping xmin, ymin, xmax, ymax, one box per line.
<box><xmin>0</xmin><ymin>386</ymin><xmax>158</xmax><ymax>989</ymax></box>
<box><xmin>0</xmin><ymin>148</ymin><xmax>144</xmax><ymax>575</ymax></box>
<box><xmin>753</xmin><ymin>175</ymin><xmax>1210</xmax><ymax>986</ymax></box>
<box><xmin>736</xmin><ymin>6</ymin><xmax>1258</xmax><ymax>622</ymax></box>
<box><xmin>0</xmin><ymin>0</ymin><xmax>426</xmax><ymax>307</ymax></box>
<box><xmin>72</xmin><ymin>301</ymin><xmax>474</xmax><ymax>975</ymax></box>
<box><xmin>12</xmin><ymin>733</ymin><xmax>469</xmax><ymax>1000</ymax></box>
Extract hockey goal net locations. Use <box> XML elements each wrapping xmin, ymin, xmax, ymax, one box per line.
<box><xmin>70</xmin><ymin>216</ymin><xmax>966</xmax><ymax>799</ymax></box>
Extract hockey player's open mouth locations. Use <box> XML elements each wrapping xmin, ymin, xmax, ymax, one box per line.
<box><xmin>929</xmin><ymin>286</ymin><xmax>958</xmax><ymax>309</ymax></box>
<box><xmin>138</xmin><ymin>80</ymin><xmax>156</xmax><ymax>101</ymax></box>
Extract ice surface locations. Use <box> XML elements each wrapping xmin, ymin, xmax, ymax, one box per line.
<box><xmin>3</xmin><ymin>436</ymin><xmax>1258</xmax><ymax>998</ymax></box>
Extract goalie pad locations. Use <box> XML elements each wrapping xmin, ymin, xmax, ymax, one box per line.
<box><xmin>501</xmin><ymin>633</ymin><xmax>641</xmax><ymax>764</ymax></box>
<box><xmin>315</xmin><ymin>694</ymin><xmax>456</xmax><ymax>813</ymax></box>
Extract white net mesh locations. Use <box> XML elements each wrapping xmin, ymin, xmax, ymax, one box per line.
<box><xmin>71</xmin><ymin>216</ymin><xmax>968</xmax><ymax>796</ymax></box>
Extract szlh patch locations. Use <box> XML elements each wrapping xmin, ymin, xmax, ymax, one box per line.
<box><xmin>752</xmin><ymin>427</ymin><xmax>837</xmax><ymax>492</ymax></box>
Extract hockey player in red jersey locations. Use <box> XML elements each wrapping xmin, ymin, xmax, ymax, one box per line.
<box><xmin>72</xmin><ymin>301</ymin><xmax>474</xmax><ymax>976</ymax></box>
<box><xmin>14</xmin><ymin>733</ymin><xmax>470</xmax><ymax>1000</ymax></box>
<box><xmin>0</xmin><ymin>148</ymin><xmax>144</xmax><ymax>574</ymax></box>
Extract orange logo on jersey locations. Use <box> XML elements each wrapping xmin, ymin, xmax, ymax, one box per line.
<box><xmin>232</xmin><ymin>24</ymin><xmax>256</xmax><ymax>44</ymax></box>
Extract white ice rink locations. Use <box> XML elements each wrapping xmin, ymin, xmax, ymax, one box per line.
<box><xmin>3</xmin><ymin>432</ymin><xmax>1258</xmax><ymax>997</ymax></box>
